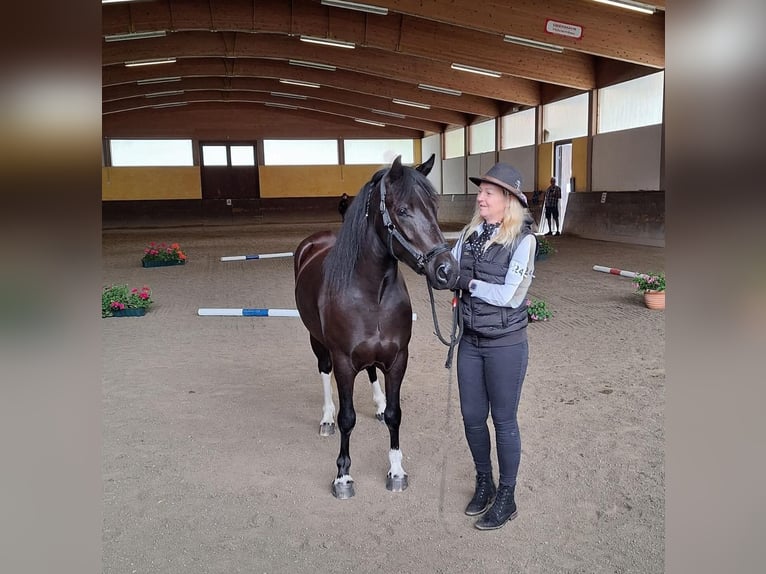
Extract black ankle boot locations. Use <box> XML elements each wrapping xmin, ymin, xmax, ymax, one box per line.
<box><xmin>474</xmin><ymin>484</ymin><xmax>517</xmax><ymax>530</ymax></box>
<box><xmin>464</xmin><ymin>472</ymin><xmax>496</xmax><ymax>516</ymax></box>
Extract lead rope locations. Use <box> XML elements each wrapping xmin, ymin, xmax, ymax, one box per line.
<box><xmin>427</xmin><ymin>283</ymin><xmax>465</xmax><ymax>517</ymax></box>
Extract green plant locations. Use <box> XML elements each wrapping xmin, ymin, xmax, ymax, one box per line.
<box><xmin>142</xmin><ymin>242</ymin><xmax>187</xmax><ymax>263</ymax></box>
<box><xmin>633</xmin><ymin>271</ymin><xmax>665</xmax><ymax>293</ymax></box>
<box><xmin>536</xmin><ymin>236</ymin><xmax>553</xmax><ymax>256</ymax></box>
<box><xmin>102</xmin><ymin>284</ymin><xmax>153</xmax><ymax>317</ymax></box>
<box><xmin>526</xmin><ymin>297</ymin><xmax>553</xmax><ymax>322</ymax></box>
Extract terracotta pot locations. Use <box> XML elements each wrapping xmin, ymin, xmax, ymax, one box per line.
<box><xmin>643</xmin><ymin>290</ymin><xmax>665</xmax><ymax>310</ymax></box>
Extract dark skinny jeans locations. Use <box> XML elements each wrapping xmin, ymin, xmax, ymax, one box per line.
<box><xmin>457</xmin><ymin>334</ymin><xmax>528</xmax><ymax>487</ymax></box>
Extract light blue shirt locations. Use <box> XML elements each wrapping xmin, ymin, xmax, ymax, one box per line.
<box><xmin>451</xmin><ymin>225</ymin><xmax>536</xmax><ymax>309</ymax></box>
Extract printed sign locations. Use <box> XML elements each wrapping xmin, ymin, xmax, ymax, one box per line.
<box><xmin>545</xmin><ymin>19</ymin><xmax>583</xmax><ymax>39</ymax></box>
<box><xmin>601</xmin><ymin>193</ymin><xmax>607</xmax><ymax>204</ymax></box>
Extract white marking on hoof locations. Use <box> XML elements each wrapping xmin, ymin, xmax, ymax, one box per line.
<box><xmin>370</xmin><ymin>380</ymin><xmax>386</xmax><ymax>419</ymax></box>
<box><xmin>388</xmin><ymin>448</ymin><xmax>407</xmax><ymax>480</ymax></box>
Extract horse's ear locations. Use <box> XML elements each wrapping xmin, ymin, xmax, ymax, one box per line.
<box><xmin>416</xmin><ymin>153</ymin><xmax>435</xmax><ymax>176</ymax></box>
<box><xmin>389</xmin><ymin>155</ymin><xmax>404</xmax><ymax>181</ymax></box>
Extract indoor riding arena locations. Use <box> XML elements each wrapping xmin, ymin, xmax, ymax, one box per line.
<box><xmin>102</xmin><ymin>2</ymin><xmax>665</xmax><ymax>573</ymax></box>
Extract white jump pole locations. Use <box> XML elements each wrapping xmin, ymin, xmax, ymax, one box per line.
<box><xmin>220</xmin><ymin>252</ymin><xmax>294</xmax><ymax>262</ymax></box>
<box><xmin>593</xmin><ymin>265</ymin><xmax>639</xmax><ymax>279</ymax></box>
<box><xmin>197</xmin><ymin>308</ymin><xmax>418</xmax><ymax>320</ymax></box>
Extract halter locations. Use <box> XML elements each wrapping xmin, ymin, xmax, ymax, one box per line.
<box><xmin>372</xmin><ymin>169</ymin><xmax>451</xmax><ymax>275</ymax></box>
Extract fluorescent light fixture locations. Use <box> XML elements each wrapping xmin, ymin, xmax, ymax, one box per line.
<box><xmin>137</xmin><ymin>76</ymin><xmax>182</xmax><ymax>85</ymax></box>
<box><xmin>300</xmin><ymin>35</ymin><xmax>355</xmax><ymax>49</ymax></box>
<box><xmin>151</xmin><ymin>102</ymin><xmax>187</xmax><ymax>109</ymax></box>
<box><xmin>265</xmin><ymin>102</ymin><xmax>299</xmax><ymax>110</ymax></box>
<box><xmin>145</xmin><ymin>90</ymin><xmax>184</xmax><ymax>98</ymax></box>
<box><xmin>372</xmin><ymin>109</ymin><xmax>406</xmax><ymax>119</ymax></box>
<box><xmin>450</xmin><ymin>63</ymin><xmax>502</xmax><ymax>78</ymax></box>
<box><xmin>355</xmin><ymin>118</ymin><xmax>386</xmax><ymax>127</ymax></box>
<box><xmin>320</xmin><ymin>0</ymin><xmax>388</xmax><ymax>16</ymax></box>
<box><xmin>591</xmin><ymin>0</ymin><xmax>656</xmax><ymax>14</ymax></box>
<box><xmin>102</xmin><ymin>1</ymin><xmax>139</xmax><ymax>4</ymax></box>
<box><xmin>418</xmin><ymin>83</ymin><xmax>462</xmax><ymax>96</ymax></box>
<box><xmin>270</xmin><ymin>91</ymin><xmax>308</xmax><ymax>100</ymax></box>
<box><xmin>503</xmin><ymin>34</ymin><xmax>564</xmax><ymax>53</ymax></box>
<box><xmin>280</xmin><ymin>79</ymin><xmax>321</xmax><ymax>88</ymax></box>
<box><xmin>392</xmin><ymin>98</ymin><xmax>430</xmax><ymax>110</ymax></box>
<box><xmin>289</xmin><ymin>59</ymin><xmax>337</xmax><ymax>72</ymax></box>
<box><xmin>105</xmin><ymin>30</ymin><xmax>167</xmax><ymax>42</ymax></box>
<box><xmin>125</xmin><ymin>57</ymin><xmax>176</xmax><ymax>67</ymax></box>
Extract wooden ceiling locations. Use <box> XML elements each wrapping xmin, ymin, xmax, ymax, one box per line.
<box><xmin>102</xmin><ymin>0</ymin><xmax>665</xmax><ymax>139</ymax></box>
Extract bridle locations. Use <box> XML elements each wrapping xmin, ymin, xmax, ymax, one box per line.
<box><xmin>369</xmin><ymin>169</ymin><xmax>451</xmax><ymax>275</ymax></box>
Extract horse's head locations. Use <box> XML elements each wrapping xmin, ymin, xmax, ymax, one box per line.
<box><xmin>373</xmin><ymin>155</ymin><xmax>459</xmax><ymax>290</ymax></box>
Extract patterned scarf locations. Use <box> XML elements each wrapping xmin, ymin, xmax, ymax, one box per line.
<box><xmin>467</xmin><ymin>221</ymin><xmax>501</xmax><ymax>262</ymax></box>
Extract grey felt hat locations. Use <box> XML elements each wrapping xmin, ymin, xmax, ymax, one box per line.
<box><xmin>469</xmin><ymin>163</ymin><xmax>527</xmax><ymax>207</ymax></box>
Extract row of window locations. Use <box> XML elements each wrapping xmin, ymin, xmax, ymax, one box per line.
<box><xmin>107</xmin><ymin>72</ymin><xmax>663</xmax><ymax>167</ymax></box>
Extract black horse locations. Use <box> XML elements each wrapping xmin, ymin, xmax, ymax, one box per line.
<box><xmin>294</xmin><ymin>154</ymin><xmax>459</xmax><ymax>499</ymax></box>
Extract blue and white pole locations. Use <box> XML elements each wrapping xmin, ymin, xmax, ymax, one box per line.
<box><xmin>220</xmin><ymin>252</ymin><xmax>294</xmax><ymax>262</ymax></box>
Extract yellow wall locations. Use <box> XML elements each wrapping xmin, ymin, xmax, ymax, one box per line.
<box><xmin>536</xmin><ymin>142</ymin><xmax>553</xmax><ymax>190</ymax></box>
<box><xmin>572</xmin><ymin>136</ymin><xmax>589</xmax><ymax>192</ymax></box>
<box><xmin>259</xmin><ymin>164</ymin><xmax>386</xmax><ymax>198</ymax></box>
<box><xmin>102</xmin><ymin>167</ymin><xmax>201</xmax><ymax>200</ymax></box>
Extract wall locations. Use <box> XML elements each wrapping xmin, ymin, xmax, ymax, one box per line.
<box><xmin>563</xmin><ymin>191</ymin><xmax>665</xmax><ymax>246</ymax></box>
<box><xmin>258</xmin><ymin>165</ymin><xmax>378</xmax><ymax>198</ymax></box>
<box><xmin>102</xmin><ymin>167</ymin><xmax>201</xmax><ymax>200</ymax></box>
<box><xmin>536</xmin><ymin>142</ymin><xmax>554</xmax><ymax>191</ymax></box>
<box><xmin>572</xmin><ymin>136</ymin><xmax>589</xmax><ymax>192</ymax></box>
<box><xmin>442</xmin><ymin>157</ymin><xmax>466</xmax><ymax>195</ymax></box>
<box><xmin>592</xmin><ymin>124</ymin><xmax>662</xmax><ymax>191</ymax></box>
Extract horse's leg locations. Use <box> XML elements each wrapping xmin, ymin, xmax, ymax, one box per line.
<box><xmin>332</xmin><ymin>362</ymin><xmax>357</xmax><ymax>499</ymax></box>
<box><xmin>310</xmin><ymin>336</ymin><xmax>335</xmax><ymax>436</ymax></box>
<box><xmin>366</xmin><ymin>366</ymin><xmax>386</xmax><ymax>422</ymax></box>
<box><xmin>383</xmin><ymin>353</ymin><xmax>409</xmax><ymax>492</ymax></box>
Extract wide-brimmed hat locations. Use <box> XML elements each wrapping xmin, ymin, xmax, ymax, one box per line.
<box><xmin>469</xmin><ymin>163</ymin><xmax>527</xmax><ymax>207</ymax></box>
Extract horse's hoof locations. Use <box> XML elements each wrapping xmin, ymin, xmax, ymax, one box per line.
<box><xmin>319</xmin><ymin>422</ymin><xmax>335</xmax><ymax>436</ymax></box>
<box><xmin>386</xmin><ymin>474</ymin><xmax>409</xmax><ymax>492</ymax></box>
<box><xmin>375</xmin><ymin>413</ymin><xmax>385</xmax><ymax>422</ymax></box>
<box><xmin>332</xmin><ymin>481</ymin><xmax>355</xmax><ymax>499</ymax></box>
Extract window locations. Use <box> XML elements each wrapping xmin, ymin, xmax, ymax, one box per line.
<box><xmin>444</xmin><ymin>128</ymin><xmax>465</xmax><ymax>159</ymax></box>
<box><xmin>542</xmin><ymin>93</ymin><xmax>589</xmax><ymax>142</ymax></box>
<box><xmin>501</xmin><ymin>108</ymin><xmax>535</xmax><ymax>149</ymax></box>
<box><xmin>469</xmin><ymin>119</ymin><xmax>495</xmax><ymax>154</ymax></box>
<box><xmin>598</xmin><ymin>71</ymin><xmax>664</xmax><ymax>133</ymax></box>
<box><xmin>263</xmin><ymin>140</ymin><xmax>338</xmax><ymax>165</ymax></box>
<box><xmin>343</xmin><ymin>139</ymin><xmax>414</xmax><ymax>164</ymax></box>
<box><xmin>109</xmin><ymin>139</ymin><xmax>193</xmax><ymax>167</ymax></box>
<box><xmin>201</xmin><ymin>145</ymin><xmax>227</xmax><ymax>166</ymax></box>
<box><xmin>230</xmin><ymin>145</ymin><xmax>255</xmax><ymax>166</ymax></box>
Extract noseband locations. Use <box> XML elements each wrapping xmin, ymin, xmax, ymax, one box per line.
<box><xmin>370</xmin><ymin>170</ymin><xmax>450</xmax><ymax>275</ymax></box>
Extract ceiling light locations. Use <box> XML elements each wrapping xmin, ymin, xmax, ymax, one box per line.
<box><xmin>392</xmin><ymin>98</ymin><xmax>430</xmax><ymax>110</ymax></box>
<box><xmin>300</xmin><ymin>35</ymin><xmax>355</xmax><ymax>49</ymax></box>
<box><xmin>503</xmin><ymin>34</ymin><xmax>564</xmax><ymax>53</ymax></box>
<box><xmin>591</xmin><ymin>0</ymin><xmax>656</xmax><ymax>14</ymax></box>
<box><xmin>450</xmin><ymin>63</ymin><xmax>502</xmax><ymax>78</ymax></box>
<box><xmin>125</xmin><ymin>57</ymin><xmax>176</xmax><ymax>67</ymax></box>
<box><xmin>279</xmin><ymin>79</ymin><xmax>321</xmax><ymax>88</ymax></box>
<box><xmin>372</xmin><ymin>109</ymin><xmax>406</xmax><ymax>119</ymax></box>
<box><xmin>137</xmin><ymin>76</ymin><xmax>182</xmax><ymax>85</ymax></box>
<box><xmin>270</xmin><ymin>92</ymin><xmax>308</xmax><ymax>100</ymax></box>
<box><xmin>320</xmin><ymin>0</ymin><xmax>388</xmax><ymax>16</ymax></box>
<box><xmin>102</xmin><ymin>1</ymin><xmax>140</xmax><ymax>4</ymax></box>
<box><xmin>288</xmin><ymin>59</ymin><xmax>337</xmax><ymax>71</ymax></box>
<box><xmin>105</xmin><ymin>30</ymin><xmax>167</xmax><ymax>42</ymax></box>
<box><xmin>265</xmin><ymin>102</ymin><xmax>299</xmax><ymax>110</ymax></box>
<box><xmin>145</xmin><ymin>90</ymin><xmax>184</xmax><ymax>98</ymax></box>
<box><xmin>355</xmin><ymin>118</ymin><xmax>386</xmax><ymax>127</ymax></box>
<box><xmin>418</xmin><ymin>83</ymin><xmax>462</xmax><ymax>96</ymax></box>
<box><xmin>151</xmin><ymin>102</ymin><xmax>187</xmax><ymax>109</ymax></box>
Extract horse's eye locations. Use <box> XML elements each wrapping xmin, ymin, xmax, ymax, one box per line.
<box><xmin>397</xmin><ymin>207</ymin><xmax>408</xmax><ymax>216</ymax></box>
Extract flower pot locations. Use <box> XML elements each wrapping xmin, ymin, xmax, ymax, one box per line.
<box><xmin>535</xmin><ymin>253</ymin><xmax>549</xmax><ymax>262</ymax></box>
<box><xmin>643</xmin><ymin>290</ymin><xmax>665</xmax><ymax>310</ymax></box>
<box><xmin>141</xmin><ymin>259</ymin><xmax>186</xmax><ymax>268</ymax></box>
<box><xmin>109</xmin><ymin>308</ymin><xmax>146</xmax><ymax>317</ymax></box>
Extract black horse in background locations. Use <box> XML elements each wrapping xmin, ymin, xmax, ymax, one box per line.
<box><xmin>294</xmin><ymin>154</ymin><xmax>459</xmax><ymax>499</ymax></box>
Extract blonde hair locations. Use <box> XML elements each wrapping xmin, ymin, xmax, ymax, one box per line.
<box><xmin>461</xmin><ymin>194</ymin><xmax>530</xmax><ymax>249</ymax></box>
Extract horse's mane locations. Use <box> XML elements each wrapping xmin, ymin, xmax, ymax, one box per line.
<box><xmin>323</xmin><ymin>164</ymin><xmax>437</xmax><ymax>293</ymax></box>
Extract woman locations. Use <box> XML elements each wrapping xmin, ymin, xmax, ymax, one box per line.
<box><xmin>451</xmin><ymin>162</ymin><xmax>537</xmax><ymax>530</ymax></box>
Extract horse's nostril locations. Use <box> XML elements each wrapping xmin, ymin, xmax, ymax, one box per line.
<box><xmin>436</xmin><ymin>265</ymin><xmax>448</xmax><ymax>282</ymax></box>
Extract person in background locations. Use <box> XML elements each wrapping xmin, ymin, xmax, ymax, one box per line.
<box><xmin>338</xmin><ymin>193</ymin><xmax>350</xmax><ymax>222</ymax></box>
<box><xmin>544</xmin><ymin>177</ymin><xmax>562</xmax><ymax>236</ymax></box>
<box><xmin>451</xmin><ymin>162</ymin><xmax>537</xmax><ymax>530</ymax></box>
